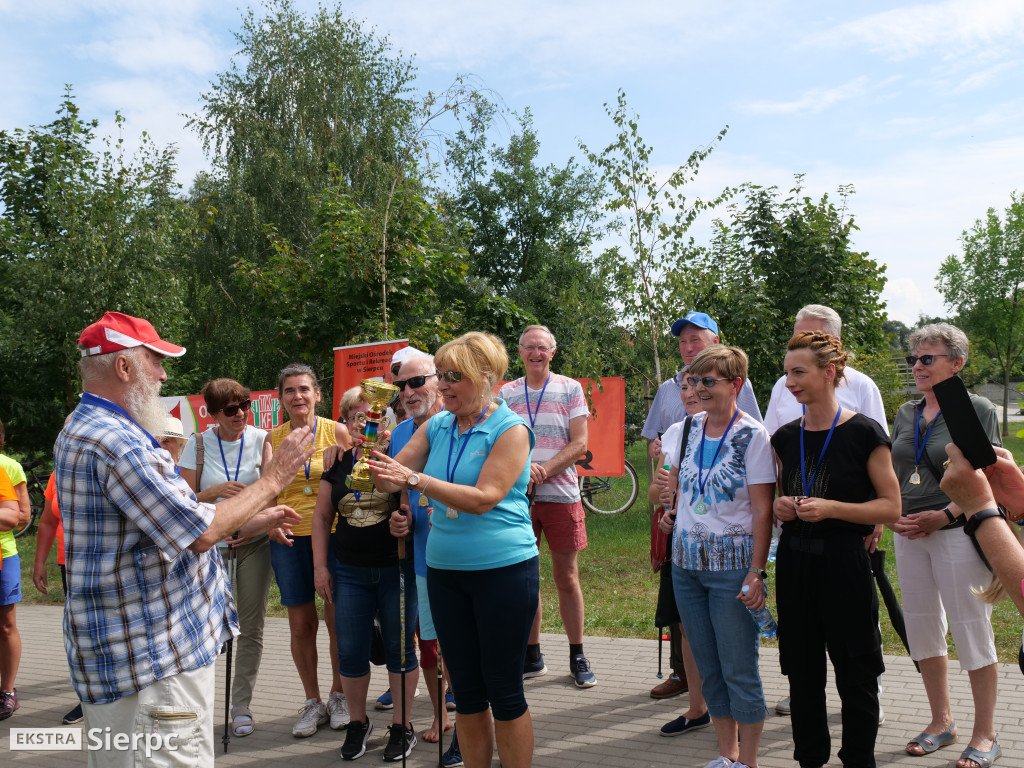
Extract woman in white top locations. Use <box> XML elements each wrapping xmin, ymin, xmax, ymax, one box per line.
<box><xmin>180</xmin><ymin>378</ymin><xmax>271</xmax><ymax>738</ymax></box>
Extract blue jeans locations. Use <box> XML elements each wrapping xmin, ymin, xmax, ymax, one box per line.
<box><xmin>672</xmin><ymin>566</ymin><xmax>766</xmax><ymax>724</ymax></box>
<box><xmin>270</xmin><ymin>533</ymin><xmax>337</xmax><ymax>606</ymax></box>
<box><xmin>428</xmin><ymin>557</ymin><xmax>538</xmax><ymax>721</ymax></box>
<box><xmin>333</xmin><ymin>560</ymin><xmax>418</xmax><ymax>678</ymax></box>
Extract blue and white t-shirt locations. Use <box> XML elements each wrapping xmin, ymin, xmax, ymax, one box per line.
<box><xmin>663</xmin><ymin>411</ymin><xmax>775</xmax><ymax>571</ymax></box>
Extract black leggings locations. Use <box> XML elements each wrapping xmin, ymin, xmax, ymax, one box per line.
<box><xmin>428</xmin><ymin>557</ymin><xmax>539</xmax><ymax>721</ymax></box>
<box><xmin>777</xmin><ymin>532</ymin><xmax>884</xmax><ymax>768</ymax></box>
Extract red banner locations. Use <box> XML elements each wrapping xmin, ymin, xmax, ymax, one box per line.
<box><xmin>332</xmin><ymin>339</ymin><xmax>409</xmax><ymax>420</ymax></box>
<box><xmin>574</xmin><ymin>377</ymin><xmax>626</xmax><ymax>477</ymax></box>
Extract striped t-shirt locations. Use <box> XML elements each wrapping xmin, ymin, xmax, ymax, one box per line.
<box><xmin>500</xmin><ymin>374</ymin><xmax>589</xmax><ymax>503</ymax></box>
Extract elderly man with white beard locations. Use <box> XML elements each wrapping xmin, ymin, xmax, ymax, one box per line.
<box><xmin>54</xmin><ymin>312</ymin><xmax>313</xmax><ymax>768</ymax></box>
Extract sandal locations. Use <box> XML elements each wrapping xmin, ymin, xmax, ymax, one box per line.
<box><xmin>231</xmin><ymin>705</ymin><xmax>255</xmax><ymax>737</ymax></box>
<box><xmin>906</xmin><ymin>721</ymin><xmax>957</xmax><ymax>755</ymax></box>
<box><xmin>957</xmin><ymin>736</ymin><xmax>1001</xmax><ymax>768</ymax></box>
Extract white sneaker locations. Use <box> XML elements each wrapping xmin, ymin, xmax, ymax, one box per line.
<box><xmin>292</xmin><ymin>698</ymin><xmax>329</xmax><ymax>737</ymax></box>
<box><xmin>702</xmin><ymin>758</ymin><xmax>734</xmax><ymax>768</ymax></box>
<box><xmin>328</xmin><ymin>691</ymin><xmax>351</xmax><ymax>730</ymax></box>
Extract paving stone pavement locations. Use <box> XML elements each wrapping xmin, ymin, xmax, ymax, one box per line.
<box><xmin>3</xmin><ymin>605</ymin><xmax>1022</xmax><ymax>766</ymax></box>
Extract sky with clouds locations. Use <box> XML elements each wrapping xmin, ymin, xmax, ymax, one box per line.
<box><xmin>3</xmin><ymin>0</ymin><xmax>1023</xmax><ymax>325</ymax></box>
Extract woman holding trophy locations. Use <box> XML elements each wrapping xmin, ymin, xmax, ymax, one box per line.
<box><xmin>313</xmin><ymin>384</ymin><xmax>420</xmax><ymax>762</ymax></box>
<box><xmin>368</xmin><ymin>331</ymin><xmax>538</xmax><ymax>768</ymax></box>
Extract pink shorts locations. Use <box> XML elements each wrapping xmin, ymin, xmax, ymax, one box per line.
<box><xmin>532</xmin><ymin>501</ymin><xmax>587</xmax><ymax>553</ymax></box>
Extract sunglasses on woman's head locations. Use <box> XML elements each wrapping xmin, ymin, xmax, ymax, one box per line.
<box><xmin>905</xmin><ymin>354</ymin><xmax>949</xmax><ymax>367</ymax></box>
<box><xmin>436</xmin><ymin>369</ymin><xmax>464</xmax><ymax>383</ymax></box>
<box><xmin>222</xmin><ymin>399</ymin><xmax>252</xmax><ymax>417</ymax></box>
<box><xmin>686</xmin><ymin>376</ymin><xmax>729</xmax><ymax>389</ymax></box>
<box><xmin>393</xmin><ymin>373</ymin><xmax>438</xmax><ymax>391</ymax></box>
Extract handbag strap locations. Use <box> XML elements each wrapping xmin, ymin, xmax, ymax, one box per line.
<box><xmin>195</xmin><ymin>430</ymin><xmax>205</xmax><ymax>488</ymax></box>
<box><xmin>664</xmin><ymin>415</ymin><xmax>694</xmax><ymax>561</ymax></box>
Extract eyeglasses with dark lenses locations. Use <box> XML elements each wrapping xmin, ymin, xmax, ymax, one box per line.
<box><xmin>222</xmin><ymin>399</ymin><xmax>252</xmax><ymax>417</ymax></box>
<box><xmin>686</xmin><ymin>376</ymin><xmax>730</xmax><ymax>389</ymax></box>
<box><xmin>906</xmin><ymin>354</ymin><xmax>950</xmax><ymax>367</ymax></box>
<box><xmin>394</xmin><ymin>373</ymin><xmax>438</xmax><ymax>391</ymax></box>
<box><xmin>436</xmin><ymin>369</ymin><xmax>464</xmax><ymax>383</ymax></box>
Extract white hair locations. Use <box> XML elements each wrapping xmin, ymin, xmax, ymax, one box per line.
<box><xmin>795</xmin><ymin>304</ymin><xmax>842</xmax><ymax>338</ymax></box>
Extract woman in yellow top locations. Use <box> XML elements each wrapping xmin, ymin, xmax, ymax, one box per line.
<box><xmin>267</xmin><ymin>363</ymin><xmax>352</xmax><ymax>738</ymax></box>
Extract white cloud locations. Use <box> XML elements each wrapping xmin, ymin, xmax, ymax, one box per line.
<box><xmin>741</xmin><ymin>76</ymin><xmax>870</xmax><ymax>115</ymax></box>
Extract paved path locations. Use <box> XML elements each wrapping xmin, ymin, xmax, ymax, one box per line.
<box><xmin>3</xmin><ymin>605</ymin><xmax>1022</xmax><ymax>766</ymax></box>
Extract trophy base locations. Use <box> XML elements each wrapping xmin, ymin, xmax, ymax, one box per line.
<box><xmin>348</xmin><ymin>473</ymin><xmax>375</xmax><ymax>492</ymax></box>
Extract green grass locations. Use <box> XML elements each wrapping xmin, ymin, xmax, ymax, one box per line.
<box><xmin>15</xmin><ymin>433</ymin><xmax>1024</xmax><ymax>663</ymax></box>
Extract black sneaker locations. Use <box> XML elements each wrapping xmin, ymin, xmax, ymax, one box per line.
<box><xmin>382</xmin><ymin>723</ymin><xmax>416</xmax><ymax>762</ymax></box>
<box><xmin>62</xmin><ymin>702</ymin><xmax>84</xmax><ymax>725</ymax></box>
<box><xmin>570</xmin><ymin>653</ymin><xmax>597</xmax><ymax>688</ymax></box>
<box><xmin>341</xmin><ymin>718</ymin><xmax>373</xmax><ymax>760</ymax></box>
<box><xmin>523</xmin><ymin>653</ymin><xmax>547</xmax><ymax>678</ymax></box>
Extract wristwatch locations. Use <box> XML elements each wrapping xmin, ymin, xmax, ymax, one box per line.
<box><xmin>748</xmin><ymin>566</ymin><xmax>767</xmax><ymax>579</ymax></box>
<box><xmin>964</xmin><ymin>507</ymin><xmax>1006</xmax><ymax>537</ymax></box>
<box><xmin>408</xmin><ymin>473</ymin><xmax>421</xmax><ymax>488</ymax></box>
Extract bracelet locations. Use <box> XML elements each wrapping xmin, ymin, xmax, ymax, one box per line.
<box><xmin>943</xmin><ymin>507</ymin><xmax>956</xmax><ymax>525</ymax></box>
<box><xmin>420</xmin><ymin>475</ymin><xmax>433</xmax><ymax>495</ymax></box>
<box><xmin>748</xmin><ymin>566</ymin><xmax>767</xmax><ymax>579</ymax></box>
<box><xmin>963</xmin><ymin>507</ymin><xmax>1006</xmax><ymax>537</ymax></box>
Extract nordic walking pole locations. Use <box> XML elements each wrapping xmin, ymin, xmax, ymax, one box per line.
<box><xmin>222</xmin><ymin>534</ymin><xmax>238</xmax><ymax>752</ymax></box>
<box><xmin>437</xmin><ymin>651</ymin><xmax>444</xmax><ymax>768</ymax></box>
<box><xmin>398</xmin><ymin>511</ymin><xmax>409</xmax><ymax>768</ymax></box>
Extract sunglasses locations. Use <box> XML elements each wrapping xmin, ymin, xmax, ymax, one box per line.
<box><xmin>686</xmin><ymin>376</ymin><xmax>730</xmax><ymax>389</ymax></box>
<box><xmin>906</xmin><ymin>354</ymin><xmax>950</xmax><ymax>367</ymax></box>
<box><xmin>394</xmin><ymin>373</ymin><xmax>437</xmax><ymax>391</ymax></box>
<box><xmin>436</xmin><ymin>369</ymin><xmax>465</xmax><ymax>383</ymax></box>
<box><xmin>221</xmin><ymin>399</ymin><xmax>252</xmax><ymax>417</ymax></box>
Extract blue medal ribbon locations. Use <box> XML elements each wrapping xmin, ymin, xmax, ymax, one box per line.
<box><xmin>697</xmin><ymin>410</ymin><xmax>740</xmax><ymax>505</ymax></box>
<box><xmin>216</xmin><ymin>429</ymin><xmax>244</xmax><ymax>482</ymax></box>
<box><xmin>81</xmin><ymin>392</ymin><xmax>160</xmax><ymax>449</ymax></box>
<box><xmin>913</xmin><ymin>404</ymin><xmax>941</xmax><ymax>470</ymax></box>
<box><xmin>446</xmin><ymin>408</ymin><xmax>488</xmax><ymax>483</ymax></box>
<box><xmin>800</xmin><ymin>405</ymin><xmax>842</xmax><ymax>497</ymax></box>
<box><xmin>524</xmin><ymin>374</ymin><xmax>551</xmax><ymax>429</ymax></box>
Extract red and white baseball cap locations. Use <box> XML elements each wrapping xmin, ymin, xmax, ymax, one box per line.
<box><xmin>78</xmin><ymin>312</ymin><xmax>186</xmax><ymax>358</ymax></box>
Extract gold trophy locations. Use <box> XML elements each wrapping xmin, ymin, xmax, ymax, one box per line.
<box><xmin>348</xmin><ymin>379</ymin><xmax>399</xmax><ymax>491</ymax></box>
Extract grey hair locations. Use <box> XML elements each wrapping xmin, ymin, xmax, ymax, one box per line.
<box><xmin>401</xmin><ymin>351</ymin><xmax>435</xmax><ymax>368</ymax></box>
<box><xmin>277</xmin><ymin>363</ymin><xmax>320</xmax><ymax>398</ymax></box>
<box><xmin>519</xmin><ymin>324</ymin><xmax>557</xmax><ymax>349</ymax></box>
<box><xmin>79</xmin><ymin>346</ymin><xmax>145</xmax><ymax>387</ymax></box>
<box><xmin>795</xmin><ymin>304</ymin><xmax>842</xmax><ymax>338</ymax></box>
<box><xmin>909</xmin><ymin>323</ymin><xmax>969</xmax><ymax>364</ymax></box>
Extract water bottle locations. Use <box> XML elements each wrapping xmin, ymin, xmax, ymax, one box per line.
<box><xmin>767</xmin><ymin>536</ymin><xmax>778</xmax><ymax>563</ymax></box>
<box><xmin>741</xmin><ymin>584</ymin><xmax>778</xmax><ymax>639</ymax></box>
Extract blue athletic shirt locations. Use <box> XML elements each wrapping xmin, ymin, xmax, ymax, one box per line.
<box><xmin>423</xmin><ymin>399</ymin><xmax>537</xmax><ymax>571</ymax></box>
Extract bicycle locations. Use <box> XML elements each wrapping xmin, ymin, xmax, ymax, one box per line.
<box><xmin>578</xmin><ymin>459</ymin><xmax>639</xmax><ymax>515</ymax></box>
<box><xmin>12</xmin><ymin>459</ymin><xmax>47</xmax><ymax>538</ymax></box>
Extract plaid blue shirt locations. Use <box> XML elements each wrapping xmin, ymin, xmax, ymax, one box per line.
<box><xmin>54</xmin><ymin>394</ymin><xmax>238</xmax><ymax>704</ymax></box>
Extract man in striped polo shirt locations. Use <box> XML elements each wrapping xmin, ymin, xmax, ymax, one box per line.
<box><xmin>499</xmin><ymin>325</ymin><xmax>594</xmax><ymax>688</ymax></box>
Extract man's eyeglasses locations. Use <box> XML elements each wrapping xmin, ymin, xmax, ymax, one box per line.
<box><xmin>686</xmin><ymin>376</ymin><xmax>730</xmax><ymax>389</ymax></box>
<box><xmin>394</xmin><ymin>373</ymin><xmax>437</xmax><ymax>391</ymax></box>
<box><xmin>519</xmin><ymin>345</ymin><xmax>552</xmax><ymax>353</ymax></box>
<box><xmin>436</xmin><ymin>369</ymin><xmax>464</xmax><ymax>383</ymax></box>
<box><xmin>906</xmin><ymin>354</ymin><xmax>949</xmax><ymax>367</ymax></box>
<box><xmin>221</xmin><ymin>399</ymin><xmax>252</xmax><ymax>417</ymax></box>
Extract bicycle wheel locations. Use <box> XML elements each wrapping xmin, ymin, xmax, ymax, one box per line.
<box><xmin>578</xmin><ymin>460</ymin><xmax>639</xmax><ymax>514</ymax></box>
<box><xmin>13</xmin><ymin>479</ymin><xmax>44</xmax><ymax>538</ymax></box>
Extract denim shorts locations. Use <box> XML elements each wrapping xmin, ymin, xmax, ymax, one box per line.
<box><xmin>428</xmin><ymin>556</ymin><xmax>539</xmax><ymax>721</ymax></box>
<box><xmin>672</xmin><ymin>565</ymin><xmax>766</xmax><ymax>724</ymax></box>
<box><xmin>270</xmin><ymin>533</ymin><xmax>337</xmax><ymax>607</ymax></box>
<box><xmin>0</xmin><ymin>554</ymin><xmax>22</xmax><ymax>606</ymax></box>
<box><xmin>333</xmin><ymin>560</ymin><xmax>418</xmax><ymax>678</ymax></box>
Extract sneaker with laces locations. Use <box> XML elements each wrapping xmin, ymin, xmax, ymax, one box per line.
<box><xmin>701</xmin><ymin>757</ymin><xmax>733</xmax><ymax>768</ymax></box>
<box><xmin>442</xmin><ymin>727</ymin><xmax>463</xmax><ymax>768</ymax></box>
<box><xmin>329</xmin><ymin>691</ymin><xmax>351</xmax><ymax>730</ymax></box>
<box><xmin>444</xmin><ymin>688</ymin><xmax>456</xmax><ymax>712</ymax></box>
<box><xmin>523</xmin><ymin>654</ymin><xmax>547</xmax><ymax>679</ymax></box>
<box><xmin>62</xmin><ymin>702</ymin><xmax>84</xmax><ymax>725</ymax></box>
<box><xmin>382</xmin><ymin>723</ymin><xmax>417</xmax><ymax>762</ymax></box>
<box><xmin>0</xmin><ymin>690</ymin><xmax>18</xmax><ymax>721</ymax></box>
<box><xmin>375</xmin><ymin>688</ymin><xmax>394</xmax><ymax>710</ymax></box>
<box><xmin>775</xmin><ymin>695</ymin><xmax>791</xmax><ymax>715</ymax></box>
<box><xmin>341</xmin><ymin>718</ymin><xmax>374</xmax><ymax>760</ymax></box>
<box><xmin>570</xmin><ymin>653</ymin><xmax>597</xmax><ymax>688</ymax></box>
<box><xmin>292</xmin><ymin>698</ymin><xmax>329</xmax><ymax>737</ymax></box>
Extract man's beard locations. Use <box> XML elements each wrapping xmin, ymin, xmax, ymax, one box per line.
<box><xmin>404</xmin><ymin>391</ymin><xmax>438</xmax><ymax>422</ymax></box>
<box><xmin>124</xmin><ymin>367</ymin><xmax>167</xmax><ymax>436</ymax></box>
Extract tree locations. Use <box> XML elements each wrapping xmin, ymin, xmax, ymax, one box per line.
<box><xmin>579</xmin><ymin>90</ymin><xmax>731</xmax><ymax>388</ymax></box>
<box><xmin>446</xmin><ymin>105</ymin><xmax>622</xmax><ymax>376</ymax></box>
<box><xmin>0</xmin><ymin>91</ymin><xmax>196</xmax><ymax>447</ymax></box>
<box><xmin>183</xmin><ymin>0</ymin><xmax>417</xmax><ymax>385</ymax></box>
<box><xmin>938</xmin><ymin>190</ymin><xmax>1024</xmax><ymax>435</ymax></box>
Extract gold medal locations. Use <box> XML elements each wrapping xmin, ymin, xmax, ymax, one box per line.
<box><xmin>303</xmin><ymin>485</ymin><xmax>312</xmax><ymax>495</ymax></box>
<box><xmin>418</xmin><ymin>494</ymin><xmax>429</xmax><ymax>507</ymax></box>
<box><xmin>446</xmin><ymin>508</ymin><xmax>459</xmax><ymax>519</ymax></box>
<box><xmin>909</xmin><ymin>470</ymin><xmax>921</xmax><ymax>485</ymax></box>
